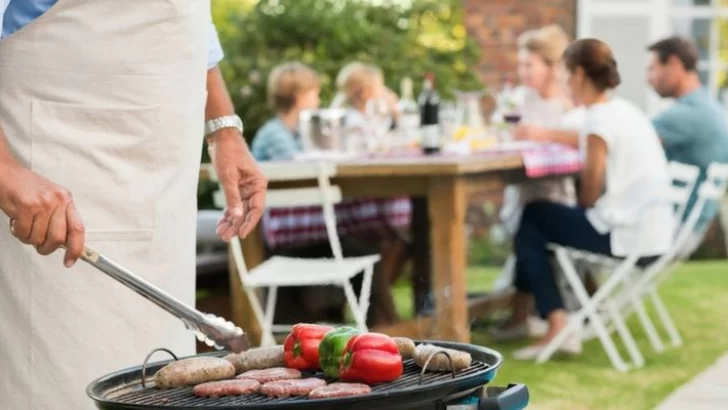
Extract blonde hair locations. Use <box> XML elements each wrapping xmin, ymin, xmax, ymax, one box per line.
<box><xmin>518</xmin><ymin>24</ymin><xmax>570</xmax><ymax>66</ymax></box>
<box><xmin>267</xmin><ymin>61</ymin><xmax>320</xmax><ymax>113</ymax></box>
<box><xmin>334</xmin><ymin>61</ymin><xmax>383</xmax><ymax>107</ymax></box>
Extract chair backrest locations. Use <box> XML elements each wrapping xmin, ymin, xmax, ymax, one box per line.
<box><xmin>672</xmin><ymin>162</ymin><xmax>728</xmax><ymax>259</ymax></box>
<box><xmin>667</xmin><ymin>161</ymin><xmax>700</xmax><ymax>228</ymax></box>
<box><xmin>203</xmin><ymin>161</ymin><xmax>346</xmax><ymax>271</ymax></box>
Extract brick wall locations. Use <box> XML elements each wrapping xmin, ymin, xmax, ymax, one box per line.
<box><xmin>463</xmin><ymin>0</ymin><xmax>577</xmax><ymax>89</ymax></box>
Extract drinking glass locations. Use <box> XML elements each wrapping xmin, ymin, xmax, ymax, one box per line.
<box><xmin>366</xmin><ymin>97</ymin><xmax>395</xmax><ymax>153</ymax></box>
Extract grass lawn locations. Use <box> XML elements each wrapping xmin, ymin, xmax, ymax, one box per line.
<box><xmin>392</xmin><ymin>260</ymin><xmax>728</xmax><ymax>410</ymax></box>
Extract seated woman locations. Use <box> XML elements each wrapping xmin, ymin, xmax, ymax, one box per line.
<box><xmin>251</xmin><ymin>61</ymin><xmax>410</xmax><ymax>326</ymax></box>
<box><xmin>490</xmin><ymin>25</ymin><xmax>581</xmax><ymax>342</ymax></box>
<box><xmin>511</xmin><ymin>39</ymin><xmax>675</xmax><ymax>360</ymax></box>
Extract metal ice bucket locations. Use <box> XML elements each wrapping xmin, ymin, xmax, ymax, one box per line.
<box><xmin>298</xmin><ymin>108</ymin><xmax>347</xmax><ymax>151</ymax></box>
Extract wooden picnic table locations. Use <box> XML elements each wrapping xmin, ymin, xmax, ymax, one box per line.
<box><xmin>227</xmin><ymin>153</ymin><xmax>538</xmax><ymax>346</ymax></box>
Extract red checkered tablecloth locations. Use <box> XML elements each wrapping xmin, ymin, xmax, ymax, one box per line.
<box><xmin>519</xmin><ymin>142</ymin><xmax>583</xmax><ymax>178</ymax></box>
<box><xmin>470</xmin><ymin>141</ymin><xmax>583</xmax><ymax>178</ymax></box>
<box><xmin>261</xmin><ymin>143</ymin><xmax>581</xmax><ymax>250</ymax></box>
<box><xmin>263</xmin><ymin>197</ymin><xmax>411</xmax><ymax>250</ymax></box>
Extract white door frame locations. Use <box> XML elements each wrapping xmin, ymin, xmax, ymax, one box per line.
<box><xmin>578</xmin><ymin>0</ymin><xmax>728</xmax><ymax>114</ymax></box>
<box><xmin>576</xmin><ymin>0</ymin><xmax>671</xmax><ymax>116</ymax></box>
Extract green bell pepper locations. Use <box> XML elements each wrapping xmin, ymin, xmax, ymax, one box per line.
<box><xmin>318</xmin><ymin>326</ymin><xmax>361</xmax><ymax>378</ymax></box>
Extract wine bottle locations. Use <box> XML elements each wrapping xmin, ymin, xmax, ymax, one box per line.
<box><xmin>418</xmin><ymin>73</ymin><xmax>440</xmax><ymax>154</ymax></box>
<box><xmin>397</xmin><ymin>77</ymin><xmax>420</xmax><ymax>140</ymax></box>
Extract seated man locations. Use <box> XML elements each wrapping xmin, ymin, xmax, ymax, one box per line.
<box><xmin>647</xmin><ymin>36</ymin><xmax>728</xmax><ymax>232</ymax></box>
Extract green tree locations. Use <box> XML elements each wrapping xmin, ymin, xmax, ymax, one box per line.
<box><xmin>213</xmin><ymin>0</ymin><xmax>483</xmax><ymax>141</ymax></box>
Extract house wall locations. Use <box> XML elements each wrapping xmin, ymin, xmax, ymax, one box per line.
<box><xmin>463</xmin><ymin>0</ymin><xmax>577</xmax><ymax>89</ymax></box>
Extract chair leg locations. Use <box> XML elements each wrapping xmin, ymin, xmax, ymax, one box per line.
<box><xmin>605</xmin><ymin>300</ymin><xmax>645</xmax><ymax>368</ymax></box>
<box><xmin>537</xmin><ymin>249</ymin><xmax>630</xmax><ymax>372</ymax></box>
<box><xmin>244</xmin><ymin>286</ymin><xmax>273</xmax><ymax>347</ymax></box>
<box><xmin>358</xmin><ymin>265</ymin><xmax>374</xmax><ymax>323</ymax></box>
<box><xmin>648</xmin><ymin>287</ymin><xmax>683</xmax><ymax>348</ymax></box>
<box><xmin>343</xmin><ymin>280</ymin><xmax>368</xmax><ymax>332</ymax></box>
<box><xmin>631</xmin><ymin>293</ymin><xmax>666</xmax><ymax>353</ymax></box>
<box><xmin>261</xmin><ymin>286</ymin><xmax>278</xmax><ymax>347</ymax></box>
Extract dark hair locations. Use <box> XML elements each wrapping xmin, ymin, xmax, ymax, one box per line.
<box><xmin>563</xmin><ymin>38</ymin><xmax>621</xmax><ymax>91</ymax></box>
<box><xmin>647</xmin><ymin>36</ymin><xmax>698</xmax><ymax>72</ymax></box>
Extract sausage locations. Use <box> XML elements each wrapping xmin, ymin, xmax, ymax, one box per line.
<box><xmin>308</xmin><ymin>382</ymin><xmax>372</xmax><ymax>399</ymax></box>
<box><xmin>153</xmin><ymin>357</ymin><xmax>236</xmax><ymax>388</ymax></box>
<box><xmin>392</xmin><ymin>337</ymin><xmax>416</xmax><ymax>359</ymax></box>
<box><xmin>261</xmin><ymin>378</ymin><xmax>327</xmax><ymax>397</ymax></box>
<box><xmin>192</xmin><ymin>379</ymin><xmax>261</xmax><ymax>397</ymax></box>
<box><xmin>236</xmin><ymin>367</ymin><xmax>302</xmax><ymax>384</ymax></box>
<box><xmin>224</xmin><ymin>346</ymin><xmax>285</xmax><ymax>373</ymax></box>
<box><xmin>412</xmin><ymin>344</ymin><xmax>472</xmax><ymax>372</ymax></box>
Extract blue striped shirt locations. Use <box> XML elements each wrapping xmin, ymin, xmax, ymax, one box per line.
<box><xmin>1</xmin><ymin>0</ymin><xmax>224</xmax><ymax>68</ymax></box>
<box><xmin>251</xmin><ymin>118</ymin><xmax>303</xmax><ymax>161</ymax></box>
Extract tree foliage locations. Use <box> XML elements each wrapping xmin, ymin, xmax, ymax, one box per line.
<box><xmin>212</xmin><ymin>0</ymin><xmax>483</xmax><ymax>141</ymax></box>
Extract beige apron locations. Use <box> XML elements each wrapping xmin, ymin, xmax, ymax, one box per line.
<box><xmin>0</xmin><ymin>0</ymin><xmax>208</xmax><ymax>408</ymax></box>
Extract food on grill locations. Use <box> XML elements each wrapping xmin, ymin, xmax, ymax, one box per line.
<box><xmin>153</xmin><ymin>357</ymin><xmax>236</xmax><ymax>388</ymax></box>
<box><xmin>392</xmin><ymin>337</ymin><xmax>416</xmax><ymax>359</ymax></box>
<box><xmin>337</xmin><ymin>332</ymin><xmax>403</xmax><ymax>384</ymax></box>
<box><xmin>318</xmin><ymin>326</ymin><xmax>362</xmax><ymax>378</ymax></box>
<box><xmin>260</xmin><ymin>378</ymin><xmax>328</xmax><ymax>397</ymax></box>
<box><xmin>224</xmin><ymin>345</ymin><xmax>285</xmax><ymax>373</ymax></box>
<box><xmin>192</xmin><ymin>379</ymin><xmax>261</xmax><ymax>397</ymax></box>
<box><xmin>283</xmin><ymin>323</ymin><xmax>335</xmax><ymax>371</ymax></box>
<box><xmin>236</xmin><ymin>367</ymin><xmax>302</xmax><ymax>383</ymax></box>
<box><xmin>308</xmin><ymin>382</ymin><xmax>372</xmax><ymax>399</ymax></box>
<box><xmin>413</xmin><ymin>344</ymin><xmax>472</xmax><ymax>372</ymax></box>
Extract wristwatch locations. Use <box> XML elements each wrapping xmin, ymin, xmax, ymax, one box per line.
<box><xmin>204</xmin><ymin>115</ymin><xmax>244</xmax><ymax>137</ymax></box>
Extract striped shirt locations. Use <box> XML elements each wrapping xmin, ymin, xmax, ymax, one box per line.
<box><xmin>251</xmin><ymin>118</ymin><xmax>303</xmax><ymax>161</ymax></box>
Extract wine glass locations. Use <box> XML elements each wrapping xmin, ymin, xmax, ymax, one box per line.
<box><xmin>365</xmin><ymin>97</ymin><xmax>395</xmax><ymax>153</ymax></box>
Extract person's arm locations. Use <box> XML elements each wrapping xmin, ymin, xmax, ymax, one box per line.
<box><xmin>579</xmin><ymin>134</ymin><xmax>608</xmax><ymax>207</ymax></box>
<box><xmin>512</xmin><ymin>125</ymin><xmax>579</xmax><ymax>148</ymax></box>
<box><xmin>203</xmin><ymin>19</ymin><xmax>268</xmax><ymax>240</ymax></box>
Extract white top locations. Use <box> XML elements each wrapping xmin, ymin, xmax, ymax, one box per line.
<box><xmin>583</xmin><ymin>97</ymin><xmax>675</xmax><ymax>256</ymax></box>
<box><xmin>515</xmin><ymin>88</ymin><xmax>577</xmax><ymax>206</ymax></box>
<box><xmin>520</xmin><ymin>88</ymin><xmax>572</xmax><ymax>128</ymax></box>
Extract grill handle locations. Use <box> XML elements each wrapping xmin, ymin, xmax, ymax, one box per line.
<box><xmin>479</xmin><ymin>384</ymin><xmax>529</xmax><ymax>410</ymax></box>
<box><xmin>77</xmin><ymin>246</ymin><xmax>249</xmax><ymax>353</ymax></box>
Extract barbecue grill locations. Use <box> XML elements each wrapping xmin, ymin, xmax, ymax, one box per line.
<box><xmin>87</xmin><ymin>340</ymin><xmax>529</xmax><ymax>410</ymax></box>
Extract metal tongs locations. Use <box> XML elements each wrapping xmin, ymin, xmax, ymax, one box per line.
<box><xmin>77</xmin><ymin>246</ymin><xmax>250</xmax><ymax>353</ymax></box>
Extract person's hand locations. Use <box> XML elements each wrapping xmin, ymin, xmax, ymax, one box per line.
<box><xmin>513</xmin><ymin>124</ymin><xmax>546</xmax><ymax>142</ymax></box>
<box><xmin>207</xmin><ymin>128</ymin><xmax>267</xmax><ymax>242</ymax></box>
<box><xmin>0</xmin><ymin>162</ymin><xmax>85</xmax><ymax>267</ymax></box>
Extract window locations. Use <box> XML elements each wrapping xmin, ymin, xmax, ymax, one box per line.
<box><xmin>670</xmin><ymin>0</ymin><xmax>728</xmax><ymax>100</ymax></box>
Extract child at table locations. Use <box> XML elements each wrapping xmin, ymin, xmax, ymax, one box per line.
<box><xmin>250</xmin><ymin>61</ymin><xmax>411</xmax><ymax>326</ymax></box>
<box><xmin>331</xmin><ymin>61</ymin><xmax>400</xmax><ymax>136</ymax></box>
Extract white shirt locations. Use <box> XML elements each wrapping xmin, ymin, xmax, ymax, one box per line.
<box><xmin>520</xmin><ymin>88</ymin><xmax>571</xmax><ymax>128</ymax></box>
<box><xmin>583</xmin><ymin>97</ymin><xmax>675</xmax><ymax>256</ymax></box>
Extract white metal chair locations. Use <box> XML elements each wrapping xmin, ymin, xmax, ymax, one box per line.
<box><xmin>536</xmin><ymin>163</ymin><xmax>702</xmax><ymax>372</ymax></box>
<box><xmin>598</xmin><ymin>162</ymin><xmax>728</xmax><ymax>352</ymax></box>
<box><xmin>576</xmin><ymin>162</ymin><xmax>701</xmax><ymax>342</ymax></box>
<box><xmin>207</xmin><ymin>161</ymin><xmax>380</xmax><ymax>346</ymax></box>
<box><xmin>619</xmin><ymin>162</ymin><xmax>728</xmax><ymax>347</ymax></box>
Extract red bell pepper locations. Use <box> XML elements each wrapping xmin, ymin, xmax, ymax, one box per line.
<box><xmin>339</xmin><ymin>332</ymin><xmax>403</xmax><ymax>384</ymax></box>
<box><xmin>283</xmin><ymin>323</ymin><xmax>334</xmax><ymax>371</ymax></box>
